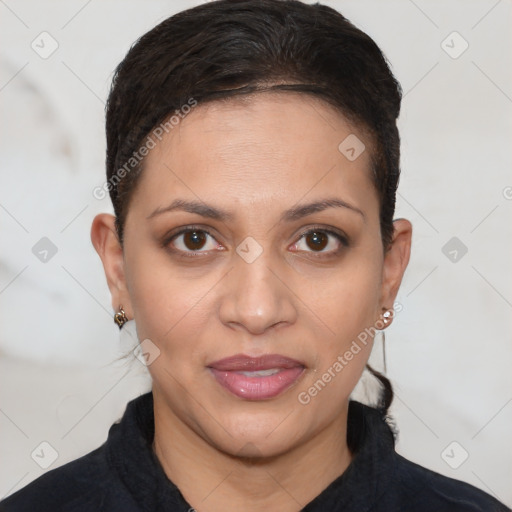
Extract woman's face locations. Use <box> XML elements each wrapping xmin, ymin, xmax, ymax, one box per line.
<box><xmin>92</xmin><ymin>92</ymin><xmax>411</xmax><ymax>458</ymax></box>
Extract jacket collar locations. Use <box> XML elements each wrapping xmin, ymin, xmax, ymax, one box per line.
<box><xmin>106</xmin><ymin>391</ymin><xmax>397</xmax><ymax>511</ymax></box>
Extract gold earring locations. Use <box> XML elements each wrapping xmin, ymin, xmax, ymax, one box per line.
<box><xmin>382</xmin><ymin>308</ymin><xmax>393</xmax><ymax>326</ymax></box>
<box><xmin>381</xmin><ymin>308</ymin><xmax>393</xmax><ymax>374</ymax></box>
<box><xmin>382</xmin><ymin>329</ymin><xmax>387</xmax><ymax>374</ymax></box>
<box><xmin>114</xmin><ymin>305</ymin><xmax>128</xmax><ymax>329</ymax></box>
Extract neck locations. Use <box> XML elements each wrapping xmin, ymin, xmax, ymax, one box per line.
<box><xmin>151</xmin><ymin>386</ymin><xmax>353</xmax><ymax>512</ymax></box>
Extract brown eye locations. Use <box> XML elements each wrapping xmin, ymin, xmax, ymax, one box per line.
<box><xmin>169</xmin><ymin>228</ymin><xmax>219</xmax><ymax>254</ymax></box>
<box><xmin>183</xmin><ymin>230</ymin><xmax>207</xmax><ymax>250</ymax></box>
<box><xmin>291</xmin><ymin>228</ymin><xmax>348</xmax><ymax>255</ymax></box>
<box><xmin>305</xmin><ymin>231</ymin><xmax>328</xmax><ymax>251</ymax></box>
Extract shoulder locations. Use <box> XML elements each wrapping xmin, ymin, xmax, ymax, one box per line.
<box><xmin>0</xmin><ymin>444</ymin><xmax>136</xmax><ymax>512</ymax></box>
<box><xmin>346</xmin><ymin>401</ymin><xmax>510</xmax><ymax>511</ymax></box>
<box><xmin>388</xmin><ymin>453</ymin><xmax>511</xmax><ymax>511</ymax></box>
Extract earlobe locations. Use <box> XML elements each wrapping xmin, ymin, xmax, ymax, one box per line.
<box><xmin>380</xmin><ymin>218</ymin><xmax>412</xmax><ymax>310</ymax></box>
<box><xmin>90</xmin><ymin>213</ymin><xmax>132</xmax><ymax>315</ymax></box>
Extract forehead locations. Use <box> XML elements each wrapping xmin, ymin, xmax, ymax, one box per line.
<box><xmin>130</xmin><ymin>92</ymin><xmax>377</xmax><ymax>220</ymax></box>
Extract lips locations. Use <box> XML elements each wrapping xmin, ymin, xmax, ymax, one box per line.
<box><xmin>207</xmin><ymin>354</ymin><xmax>306</xmax><ymax>400</ymax></box>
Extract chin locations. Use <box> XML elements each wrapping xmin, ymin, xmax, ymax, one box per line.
<box><xmin>205</xmin><ymin>410</ymin><xmax>305</xmax><ymax>460</ymax></box>
<box><xmin>218</xmin><ymin>435</ymin><xmax>294</xmax><ymax>462</ymax></box>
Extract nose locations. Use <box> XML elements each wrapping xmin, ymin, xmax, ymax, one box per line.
<box><xmin>218</xmin><ymin>246</ymin><xmax>298</xmax><ymax>335</ymax></box>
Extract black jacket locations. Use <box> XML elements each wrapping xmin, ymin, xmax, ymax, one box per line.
<box><xmin>1</xmin><ymin>391</ymin><xmax>509</xmax><ymax>511</ymax></box>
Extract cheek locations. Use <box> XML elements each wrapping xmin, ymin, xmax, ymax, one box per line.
<box><xmin>300</xmin><ymin>259</ymin><xmax>381</xmax><ymax>405</ymax></box>
<box><xmin>124</xmin><ymin>245</ymin><xmax>214</xmax><ymax>351</ymax></box>
<box><xmin>312</xmin><ymin>255</ymin><xmax>381</xmax><ymax>335</ymax></box>
<box><xmin>302</xmin><ymin>253</ymin><xmax>382</xmax><ymax>392</ymax></box>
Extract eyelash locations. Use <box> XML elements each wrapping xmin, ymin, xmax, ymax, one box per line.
<box><xmin>162</xmin><ymin>225</ymin><xmax>220</xmax><ymax>258</ymax></box>
<box><xmin>292</xmin><ymin>226</ymin><xmax>349</xmax><ymax>257</ymax></box>
<box><xmin>162</xmin><ymin>224</ymin><xmax>349</xmax><ymax>259</ymax></box>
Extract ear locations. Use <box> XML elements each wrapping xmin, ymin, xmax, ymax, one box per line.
<box><xmin>90</xmin><ymin>213</ymin><xmax>133</xmax><ymax>317</ymax></box>
<box><xmin>379</xmin><ymin>218</ymin><xmax>412</xmax><ymax>314</ymax></box>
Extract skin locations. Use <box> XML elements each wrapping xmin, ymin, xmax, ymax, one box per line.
<box><xmin>91</xmin><ymin>92</ymin><xmax>412</xmax><ymax>512</ymax></box>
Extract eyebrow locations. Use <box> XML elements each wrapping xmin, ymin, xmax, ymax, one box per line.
<box><xmin>147</xmin><ymin>199</ymin><xmax>234</xmax><ymax>221</ymax></box>
<box><xmin>282</xmin><ymin>198</ymin><xmax>365</xmax><ymax>222</ymax></box>
<box><xmin>146</xmin><ymin>197</ymin><xmax>365</xmax><ymax>222</ymax></box>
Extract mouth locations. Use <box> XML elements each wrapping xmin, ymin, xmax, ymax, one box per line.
<box><xmin>207</xmin><ymin>354</ymin><xmax>306</xmax><ymax>400</ymax></box>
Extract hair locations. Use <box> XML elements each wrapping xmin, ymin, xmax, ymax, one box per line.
<box><xmin>105</xmin><ymin>0</ymin><xmax>402</xmax><ymax>418</ymax></box>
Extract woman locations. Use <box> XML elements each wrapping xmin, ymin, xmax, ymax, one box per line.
<box><xmin>1</xmin><ymin>1</ymin><xmax>509</xmax><ymax>511</ymax></box>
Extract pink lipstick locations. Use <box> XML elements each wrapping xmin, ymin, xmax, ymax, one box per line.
<box><xmin>208</xmin><ymin>354</ymin><xmax>305</xmax><ymax>400</ymax></box>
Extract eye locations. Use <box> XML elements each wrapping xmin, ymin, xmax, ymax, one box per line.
<box><xmin>166</xmin><ymin>226</ymin><xmax>221</xmax><ymax>255</ymax></box>
<box><xmin>290</xmin><ymin>227</ymin><xmax>348</xmax><ymax>255</ymax></box>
